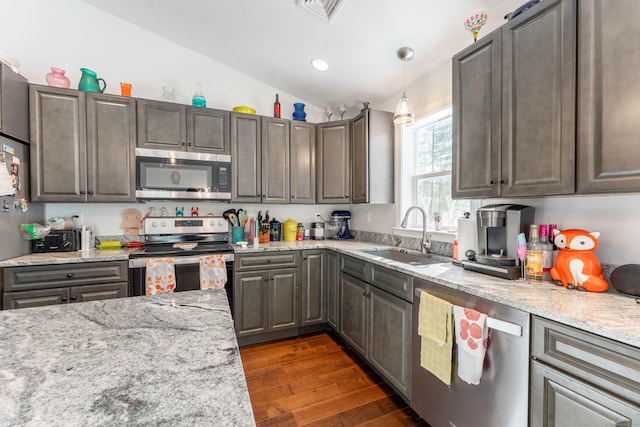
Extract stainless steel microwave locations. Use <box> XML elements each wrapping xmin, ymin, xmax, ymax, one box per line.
<box><xmin>135</xmin><ymin>148</ymin><xmax>231</xmax><ymax>200</ymax></box>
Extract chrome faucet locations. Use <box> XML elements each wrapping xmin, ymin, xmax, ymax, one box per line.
<box><xmin>400</xmin><ymin>206</ymin><xmax>431</xmax><ymax>253</ymax></box>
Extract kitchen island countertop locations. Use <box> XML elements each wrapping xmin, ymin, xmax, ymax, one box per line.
<box><xmin>0</xmin><ymin>290</ymin><xmax>255</xmax><ymax>426</ymax></box>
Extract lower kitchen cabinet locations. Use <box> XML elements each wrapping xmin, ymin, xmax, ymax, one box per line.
<box><xmin>339</xmin><ymin>255</ymin><xmax>412</xmax><ymax>401</ymax></box>
<box><xmin>325</xmin><ymin>250</ymin><xmax>340</xmax><ymax>330</ymax></box>
<box><xmin>530</xmin><ymin>316</ymin><xmax>640</xmax><ymax>426</ymax></box>
<box><xmin>1</xmin><ymin>261</ymin><xmax>128</xmax><ymax>310</ymax></box>
<box><xmin>301</xmin><ymin>250</ymin><xmax>325</xmax><ymax>325</ymax></box>
<box><xmin>234</xmin><ymin>252</ymin><xmax>301</xmax><ymax>338</ymax></box>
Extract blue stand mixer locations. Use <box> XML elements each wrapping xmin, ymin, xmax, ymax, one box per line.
<box><xmin>330</xmin><ymin>210</ymin><xmax>354</xmax><ymax>239</ymax></box>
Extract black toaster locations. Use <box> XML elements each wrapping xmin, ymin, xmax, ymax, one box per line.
<box><xmin>31</xmin><ymin>229</ymin><xmax>81</xmax><ymax>253</ymax></box>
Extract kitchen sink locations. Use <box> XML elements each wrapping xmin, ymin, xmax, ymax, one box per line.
<box><xmin>360</xmin><ymin>249</ymin><xmax>445</xmax><ymax>266</ymax></box>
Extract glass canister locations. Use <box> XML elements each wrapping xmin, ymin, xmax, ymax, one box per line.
<box><xmin>283</xmin><ymin>218</ymin><xmax>297</xmax><ymax>241</ymax></box>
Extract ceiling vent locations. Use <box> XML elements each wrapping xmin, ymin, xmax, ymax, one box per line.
<box><xmin>296</xmin><ymin>0</ymin><xmax>347</xmax><ymax>23</ymax></box>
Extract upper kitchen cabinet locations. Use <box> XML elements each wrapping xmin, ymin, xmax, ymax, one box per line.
<box><xmin>317</xmin><ymin>120</ymin><xmax>350</xmax><ymax>204</ymax></box>
<box><xmin>290</xmin><ymin>121</ymin><xmax>316</xmax><ymax>204</ymax></box>
<box><xmin>30</xmin><ymin>85</ymin><xmax>137</xmax><ymax>202</ymax></box>
<box><xmin>137</xmin><ymin>99</ymin><xmax>229</xmax><ymax>154</ymax></box>
<box><xmin>351</xmin><ymin>108</ymin><xmax>394</xmax><ymax>204</ymax></box>
<box><xmin>261</xmin><ymin>117</ymin><xmax>290</xmax><ymax>204</ymax></box>
<box><xmin>231</xmin><ymin>112</ymin><xmax>262</xmax><ymax>202</ymax></box>
<box><xmin>0</xmin><ymin>64</ymin><xmax>29</xmax><ymax>143</ymax></box>
<box><xmin>452</xmin><ymin>0</ymin><xmax>576</xmax><ymax>198</ymax></box>
<box><xmin>577</xmin><ymin>0</ymin><xmax>640</xmax><ymax>193</ymax></box>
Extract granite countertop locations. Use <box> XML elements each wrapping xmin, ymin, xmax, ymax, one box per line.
<box><xmin>2</xmin><ymin>240</ymin><xmax>639</xmax><ymax>349</ymax></box>
<box><xmin>0</xmin><ymin>290</ymin><xmax>255</xmax><ymax>426</ymax></box>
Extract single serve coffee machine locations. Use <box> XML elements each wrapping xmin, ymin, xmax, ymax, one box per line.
<box><xmin>461</xmin><ymin>204</ymin><xmax>534</xmax><ymax>280</ymax></box>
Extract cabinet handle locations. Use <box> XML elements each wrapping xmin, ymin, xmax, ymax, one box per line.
<box><xmin>500</xmin><ymin>178</ymin><xmax>508</xmax><ymax>185</ymax></box>
<box><xmin>87</xmin><ymin>190</ymin><xmax>93</xmax><ymax>195</ymax></box>
<box><xmin>66</xmin><ymin>273</ymin><xmax>73</xmax><ymax>278</ymax></box>
<box><xmin>80</xmin><ymin>190</ymin><xmax>85</xmax><ymax>195</ymax></box>
<box><xmin>490</xmin><ymin>179</ymin><xmax>496</xmax><ymax>185</ymax></box>
<box><xmin>61</xmin><ymin>297</ymin><xmax>68</xmax><ymax>302</ymax></box>
<box><xmin>264</xmin><ymin>277</ymin><xmax>268</xmax><ymax>282</ymax></box>
<box><xmin>292</xmin><ymin>196</ymin><xmax>295</xmax><ymax>199</ymax></box>
<box><xmin>188</xmin><ymin>142</ymin><xmax>192</xmax><ymax>146</ymax></box>
<box><xmin>181</xmin><ymin>142</ymin><xmax>186</xmax><ymax>146</ymax></box>
<box><xmin>362</xmin><ymin>291</ymin><xmax>367</xmax><ymax>296</ymax></box>
<box><xmin>367</xmin><ymin>292</ymin><xmax>371</xmax><ymax>299</ymax></box>
<box><xmin>267</xmin><ymin>259</ymin><xmax>271</xmax><ymax>263</ymax></box>
<box><xmin>70</xmin><ymin>295</ymin><xmax>77</xmax><ymax>301</ymax></box>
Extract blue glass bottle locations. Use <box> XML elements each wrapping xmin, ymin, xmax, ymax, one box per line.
<box><xmin>192</xmin><ymin>83</ymin><xmax>206</xmax><ymax>108</ymax></box>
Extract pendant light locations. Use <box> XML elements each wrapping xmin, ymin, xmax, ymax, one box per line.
<box><xmin>394</xmin><ymin>46</ymin><xmax>415</xmax><ymax>127</ymax></box>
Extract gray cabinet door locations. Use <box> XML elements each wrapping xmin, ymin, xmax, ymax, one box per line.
<box><xmin>317</xmin><ymin>121</ymin><xmax>350</xmax><ymax>203</ymax></box>
<box><xmin>290</xmin><ymin>121</ymin><xmax>316</xmax><ymax>204</ymax></box>
<box><xmin>339</xmin><ymin>273</ymin><xmax>367</xmax><ymax>356</ymax></box>
<box><xmin>368</xmin><ymin>286</ymin><xmax>412</xmax><ymax>400</ymax></box>
<box><xmin>452</xmin><ymin>29</ymin><xmax>502</xmax><ymax>199</ymax></box>
<box><xmin>29</xmin><ymin>85</ymin><xmax>87</xmax><ymax>202</ymax></box>
<box><xmin>325</xmin><ymin>250</ymin><xmax>340</xmax><ymax>330</ymax></box>
<box><xmin>301</xmin><ymin>250</ymin><xmax>325</xmax><ymax>325</ymax></box>
<box><xmin>187</xmin><ymin>107</ymin><xmax>229</xmax><ymax>154</ymax></box>
<box><xmin>137</xmin><ymin>99</ymin><xmax>186</xmax><ymax>150</ymax></box>
<box><xmin>86</xmin><ymin>93</ymin><xmax>136</xmax><ymax>202</ymax></box>
<box><xmin>577</xmin><ymin>0</ymin><xmax>640</xmax><ymax>193</ymax></box>
<box><xmin>69</xmin><ymin>282</ymin><xmax>127</xmax><ymax>302</ymax></box>
<box><xmin>0</xmin><ymin>64</ymin><xmax>29</xmax><ymax>143</ymax></box>
<box><xmin>501</xmin><ymin>0</ymin><xmax>576</xmax><ymax>196</ymax></box>
<box><xmin>261</xmin><ymin>117</ymin><xmax>290</xmax><ymax>204</ymax></box>
<box><xmin>231</xmin><ymin>112</ymin><xmax>262</xmax><ymax>202</ymax></box>
<box><xmin>531</xmin><ymin>361</ymin><xmax>640</xmax><ymax>426</ymax></box>
<box><xmin>351</xmin><ymin>109</ymin><xmax>394</xmax><ymax>204</ymax></box>
<box><xmin>269</xmin><ymin>267</ymin><xmax>299</xmax><ymax>331</ymax></box>
<box><xmin>3</xmin><ymin>287</ymin><xmax>70</xmax><ymax>310</ymax></box>
<box><xmin>234</xmin><ymin>271</ymin><xmax>269</xmax><ymax>336</ymax></box>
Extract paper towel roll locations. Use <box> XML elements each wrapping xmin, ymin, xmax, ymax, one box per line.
<box><xmin>457</xmin><ymin>217</ymin><xmax>478</xmax><ymax>261</ymax></box>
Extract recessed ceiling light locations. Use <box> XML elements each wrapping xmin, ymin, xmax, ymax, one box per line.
<box><xmin>311</xmin><ymin>58</ymin><xmax>329</xmax><ymax>71</ymax></box>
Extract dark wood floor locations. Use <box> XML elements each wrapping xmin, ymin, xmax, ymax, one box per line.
<box><xmin>240</xmin><ymin>333</ymin><xmax>429</xmax><ymax>426</ymax></box>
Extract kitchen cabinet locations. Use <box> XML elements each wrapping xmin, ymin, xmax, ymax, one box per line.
<box><xmin>339</xmin><ymin>255</ymin><xmax>412</xmax><ymax>400</ymax></box>
<box><xmin>231</xmin><ymin>112</ymin><xmax>261</xmax><ymax>202</ymax></box>
<box><xmin>30</xmin><ymin>85</ymin><xmax>136</xmax><ymax>202</ymax></box>
<box><xmin>577</xmin><ymin>0</ymin><xmax>640</xmax><ymax>193</ymax></box>
<box><xmin>1</xmin><ymin>261</ymin><xmax>128</xmax><ymax>310</ymax></box>
<box><xmin>290</xmin><ymin>121</ymin><xmax>316</xmax><ymax>204</ymax></box>
<box><xmin>316</xmin><ymin>120</ymin><xmax>350</xmax><ymax>203</ymax></box>
<box><xmin>301</xmin><ymin>250</ymin><xmax>325</xmax><ymax>325</ymax></box>
<box><xmin>452</xmin><ymin>0</ymin><xmax>576</xmax><ymax>198</ymax></box>
<box><xmin>234</xmin><ymin>252</ymin><xmax>301</xmax><ymax>337</ymax></box>
<box><xmin>137</xmin><ymin>99</ymin><xmax>230</xmax><ymax>154</ymax></box>
<box><xmin>351</xmin><ymin>108</ymin><xmax>394</xmax><ymax>204</ymax></box>
<box><xmin>530</xmin><ymin>316</ymin><xmax>640</xmax><ymax>426</ymax></box>
<box><xmin>0</xmin><ymin>63</ymin><xmax>29</xmax><ymax>143</ymax></box>
<box><xmin>261</xmin><ymin>117</ymin><xmax>290</xmax><ymax>204</ymax></box>
<box><xmin>325</xmin><ymin>250</ymin><xmax>340</xmax><ymax>330</ymax></box>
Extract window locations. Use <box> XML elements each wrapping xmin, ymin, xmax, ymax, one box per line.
<box><xmin>400</xmin><ymin>107</ymin><xmax>470</xmax><ymax>231</ymax></box>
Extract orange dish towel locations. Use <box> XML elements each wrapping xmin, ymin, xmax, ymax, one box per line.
<box><xmin>200</xmin><ymin>255</ymin><xmax>227</xmax><ymax>289</ymax></box>
<box><xmin>453</xmin><ymin>305</ymin><xmax>488</xmax><ymax>385</ymax></box>
<box><xmin>145</xmin><ymin>257</ymin><xmax>176</xmax><ymax>296</ymax></box>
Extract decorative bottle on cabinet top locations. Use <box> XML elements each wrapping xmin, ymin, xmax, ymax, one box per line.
<box><xmin>274</xmin><ymin>94</ymin><xmax>281</xmax><ymax>118</ymax></box>
<box><xmin>45</xmin><ymin>67</ymin><xmax>71</xmax><ymax>88</ymax></box>
<box><xmin>292</xmin><ymin>102</ymin><xmax>306</xmax><ymax>121</ymax></box>
<box><xmin>192</xmin><ymin>83</ymin><xmax>206</xmax><ymax>108</ymax></box>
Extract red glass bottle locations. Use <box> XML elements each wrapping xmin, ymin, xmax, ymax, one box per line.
<box><xmin>274</xmin><ymin>94</ymin><xmax>281</xmax><ymax>118</ymax></box>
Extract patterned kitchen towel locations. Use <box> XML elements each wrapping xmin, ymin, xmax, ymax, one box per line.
<box><xmin>453</xmin><ymin>305</ymin><xmax>488</xmax><ymax>385</ymax></box>
<box><xmin>145</xmin><ymin>257</ymin><xmax>176</xmax><ymax>296</ymax></box>
<box><xmin>419</xmin><ymin>291</ymin><xmax>454</xmax><ymax>385</ymax></box>
<box><xmin>200</xmin><ymin>255</ymin><xmax>227</xmax><ymax>289</ymax></box>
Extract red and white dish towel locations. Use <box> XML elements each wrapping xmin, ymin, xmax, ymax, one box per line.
<box><xmin>199</xmin><ymin>255</ymin><xmax>227</xmax><ymax>289</ymax></box>
<box><xmin>453</xmin><ymin>305</ymin><xmax>489</xmax><ymax>385</ymax></box>
<box><xmin>145</xmin><ymin>257</ymin><xmax>176</xmax><ymax>296</ymax></box>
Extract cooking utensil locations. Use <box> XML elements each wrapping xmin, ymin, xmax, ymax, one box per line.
<box><xmin>610</xmin><ymin>264</ymin><xmax>640</xmax><ymax>298</ymax></box>
<box><xmin>228</xmin><ymin>213</ymin><xmax>239</xmax><ymax>227</ymax></box>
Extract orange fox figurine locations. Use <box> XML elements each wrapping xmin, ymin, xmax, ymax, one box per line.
<box><xmin>550</xmin><ymin>229</ymin><xmax>608</xmax><ymax>292</ymax></box>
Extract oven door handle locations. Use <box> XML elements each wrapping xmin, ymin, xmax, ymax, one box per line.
<box><xmin>129</xmin><ymin>253</ymin><xmax>234</xmax><ymax>268</ymax></box>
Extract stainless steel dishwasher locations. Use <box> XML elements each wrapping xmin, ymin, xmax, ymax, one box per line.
<box><xmin>411</xmin><ymin>278</ymin><xmax>530</xmax><ymax>427</ymax></box>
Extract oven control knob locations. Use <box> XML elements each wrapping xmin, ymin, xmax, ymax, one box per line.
<box><xmin>161</xmin><ymin>221</ymin><xmax>166</xmax><ymax>227</ymax></box>
<box><xmin>151</xmin><ymin>221</ymin><xmax>158</xmax><ymax>228</ymax></box>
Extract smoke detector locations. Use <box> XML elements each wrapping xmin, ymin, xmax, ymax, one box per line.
<box><xmin>296</xmin><ymin>0</ymin><xmax>347</xmax><ymax>23</ymax></box>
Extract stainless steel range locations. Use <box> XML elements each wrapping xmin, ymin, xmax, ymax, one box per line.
<box><xmin>128</xmin><ymin>217</ymin><xmax>234</xmax><ymax>309</ymax></box>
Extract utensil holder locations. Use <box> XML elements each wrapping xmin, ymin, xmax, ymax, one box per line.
<box><xmin>232</xmin><ymin>226</ymin><xmax>245</xmax><ymax>243</ymax></box>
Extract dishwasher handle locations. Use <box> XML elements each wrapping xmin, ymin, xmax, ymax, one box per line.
<box><xmin>414</xmin><ymin>288</ymin><xmax>523</xmax><ymax>337</ymax></box>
